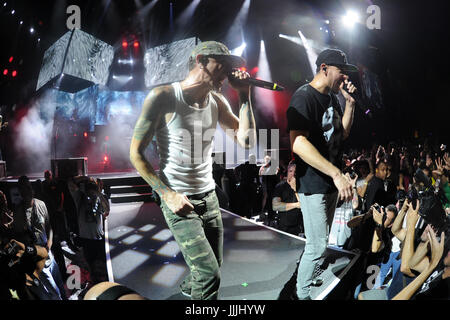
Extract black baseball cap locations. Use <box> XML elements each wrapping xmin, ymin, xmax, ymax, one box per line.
<box><xmin>316</xmin><ymin>48</ymin><xmax>358</xmax><ymax>73</ymax></box>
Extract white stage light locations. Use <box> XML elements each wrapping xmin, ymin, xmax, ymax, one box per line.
<box><xmin>342</xmin><ymin>10</ymin><xmax>359</xmax><ymax>28</ymax></box>
<box><xmin>231</xmin><ymin>42</ymin><xmax>247</xmax><ymax>57</ymax></box>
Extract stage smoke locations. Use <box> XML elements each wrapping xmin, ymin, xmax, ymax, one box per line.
<box><xmin>14</xmin><ymin>90</ymin><xmax>57</xmax><ymax>173</ymax></box>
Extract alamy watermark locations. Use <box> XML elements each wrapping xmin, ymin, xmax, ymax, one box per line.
<box><xmin>66</xmin><ymin>5</ymin><xmax>81</xmax><ymax>30</ymax></box>
<box><xmin>366</xmin><ymin>5</ymin><xmax>381</xmax><ymax>30</ymax></box>
<box><xmin>168</xmin><ymin>124</ymin><xmax>280</xmax><ymax>171</ymax></box>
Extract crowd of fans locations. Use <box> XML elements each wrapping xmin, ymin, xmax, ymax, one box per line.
<box><xmin>0</xmin><ymin>172</ymin><xmax>110</xmax><ymax>300</ymax></box>
<box><xmin>339</xmin><ymin>140</ymin><xmax>450</xmax><ymax>300</ymax></box>
<box><xmin>217</xmin><ymin>138</ymin><xmax>450</xmax><ymax>300</ymax></box>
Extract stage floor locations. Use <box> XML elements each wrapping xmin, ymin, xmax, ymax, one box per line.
<box><xmin>105</xmin><ymin>201</ymin><xmax>358</xmax><ymax>300</ymax></box>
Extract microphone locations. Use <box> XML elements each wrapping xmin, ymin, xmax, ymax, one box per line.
<box><xmin>228</xmin><ymin>70</ymin><xmax>285</xmax><ymax>91</ymax></box>
<box><xmin>341</xmin><ymin>80</ymin><xmax>363</xmax><ymax>108</ymax></box>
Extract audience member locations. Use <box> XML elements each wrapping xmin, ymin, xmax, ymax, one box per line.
<box><xmin>272</xmin><ymin>163</ymin><xmax>303</xmax><ymax>236</ymax></box>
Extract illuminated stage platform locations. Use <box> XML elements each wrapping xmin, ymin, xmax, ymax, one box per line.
<box><xmin>105</xmin><ymin>200</ymin><xmax>360</xmax><ymax>300</ymax></box>
<box><xmin>0</xmin><ymin>170</ymin><xmax>360</xmax><ymax>300</ymax></box>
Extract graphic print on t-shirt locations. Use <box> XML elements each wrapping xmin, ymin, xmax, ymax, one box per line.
<box><xmin>322</xmin><ymin>105</ymin><xmax>343</xmax><ymax>165</ymax></box>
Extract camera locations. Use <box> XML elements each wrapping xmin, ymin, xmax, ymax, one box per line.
<box><xmin>372</xmin><ymin>203</ymin><xmax>384</xmax><ymax>212</ymax></box>
<box><xmin>413</xmin><ymin>169</ymin><xmax>447</xmax><ymax>233</ymax></box>
<box><xmin>0</xmin><ymin>241</ymin><xmax>20</xmax><ymax>268</ymax></box>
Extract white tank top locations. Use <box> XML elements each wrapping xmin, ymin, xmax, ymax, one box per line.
<box><xmin>155</xmin><ymin>82</ymin><xmax>218</xmax><ymax>195</ymax></box>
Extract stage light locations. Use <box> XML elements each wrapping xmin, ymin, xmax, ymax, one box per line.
<box><xmin>9</xmin><ymin>56</ymin><xmax>13</xmax><ymax>63</ymax></box>
<box><xmin>11</xmin><ymin>9</ymin><xmax>14</xmax><ymax>14</ymax></box>
<box><xmin>3</xmin><ymin>69</ymin><xmax>8</xmax><ymax>76</ymax></box>
<box><xmin>231</xmin><ymin>42</ymin><xmax>247</xmax><ymax>57</ymax></box>
<box><xmin>122</xmin><ymin>41</ymin><xmax>128</xmax><ymax>49</ymax></box>
<box><xmin>325</xmin><ymin>20</ymin><xmax>330</xmax><ymax>24</ymax></box>
<box><xmin>104</xmin><ymin>155</ymin><xmax>109</xmax><ymax>162</ymax></box>
<box><xmin>342</xmin><ymin>10</ymin><xmax>360</xmax><ymax>29</ymax></box>
<box><xmin>19</xmin><ymin>20</ymin><xmax>23</xmax><ymax>25</ymax></box>
<box><xmin>118</xmin><ymin>59</ymin><xmax>134</xmax><ymax>65</ymax></box>
<box><xmin>298</xmin><ymin>30</ymin><xmax>319</xmax><ymax>75</ymax></box>
<box><xmin>365</xmin><ymin>109</ymin><xmax>371</xmax><ymax>115</ymax></box>
<box><xmin>3</xmin><ymin>3</ymin><xmax>7</xmax><ymax>7</ymax></box>
<box><xmin>12</xmin><ymin>70</ymin><xmax>17</xmax><ymax>77</ymax></box>
<box><xmin>84</xmin><ymin>132</ymin><xmax>88</xmax><ymax>138</ymax></box>
<box><xmin>133</xmin><ymin>41</ymin><xmax>139</xmax><ymax>48</ymax></box>
<box><xmin>30</xmin><ymin>27</ymin><xmax>35</xmax><ymax>34</ymax></box>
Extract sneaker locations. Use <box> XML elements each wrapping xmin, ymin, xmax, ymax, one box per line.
<box><xmin>180</xmin><ymin>287</ymin><xmax>191</xmax><ymax>298</ymax></box>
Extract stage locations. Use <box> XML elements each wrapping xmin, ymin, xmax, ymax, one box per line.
<box><xmin>0</xmin><ymin>171</ymin><xmax>360</xmax><ymax>300</ymax></box>
<box><xmin>104</xmin><ymin>188</ymin><xmax>359</xmax><ymax>300</ymax></box>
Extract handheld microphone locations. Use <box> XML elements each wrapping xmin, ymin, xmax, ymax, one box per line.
<box><xmin>341</xmin><ymin>80</ymin><xmax>362</xmax><ymax>107</ymax></box>
<box><xmin>228</xmin><ymin>70</ymin><xmax>285</xmax><ymax>91</ymax></box>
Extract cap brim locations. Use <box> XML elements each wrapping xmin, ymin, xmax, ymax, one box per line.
<box><xmin>338</xmin><ymin>64</ymin><xmax>359</xmax><ymax>73</ymax></box>
<box><xmin>220</xmin><ymin>55</ymin><xmax>246</xmax><ymax>68</ymax></box>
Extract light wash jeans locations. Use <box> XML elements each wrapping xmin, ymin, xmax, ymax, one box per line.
<box><xmin>296</xmin><ymin>192</ymin><xmax>338</xmax><ymax>299</ymax></box>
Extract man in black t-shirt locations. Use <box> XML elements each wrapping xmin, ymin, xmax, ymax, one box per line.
<box><xmin>272</xmin><ymin>163</ymin><xmax>303</xmax><ymax>235</ymax></box>
<box><xmin>287</xmin><ymin>48</ymin><xmax>358</xmax><ymax>300</ymax></box>
<box><xmin>365</xmin><ymin>161</ymin><xmax>389</xmax><ymax>209</ymax></box>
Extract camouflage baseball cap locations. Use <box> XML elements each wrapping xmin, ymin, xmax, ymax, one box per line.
<box><xmin>190</xmin><ymin>41</ymin><xmax>246</xmax><ymax>68</ymax></box>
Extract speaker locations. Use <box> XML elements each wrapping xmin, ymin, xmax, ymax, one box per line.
<box><xmin>36</xmin><ymin>29</ymin><xmax>114</xmax><ymax>93</ymax></box>
<box><xmin>0</xmin><ymin>161</ymin><xmax>6</xmax><ymax>180</ymax></box>
<box><xmin>51</xmin><ymin>158</ymin><xmax>88</xmax><ymax>179</ymax></box>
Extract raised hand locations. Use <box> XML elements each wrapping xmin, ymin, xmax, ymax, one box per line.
<box><xmin>428</xmin><ymin>230</ymin><xmax>445</xmax><ymax>268</ymax></box>
<box><xmin>420</xmin><ymin>224</ymin><xmax>434</xmax><ymax>242</ymax></box>
<box><xmin>406</xmin><ymin>200</ymin><xmax>420</xmax><ymax>229</ymax></box>
<box><xmin>339</xmin><ymin>79</ymin><xmax>356</xmax><ymax>104</ymax></box>
<box><xmin>372</xmin><ymin>205</ymin><xmax>384</xmax><ymax>226</ymax></box>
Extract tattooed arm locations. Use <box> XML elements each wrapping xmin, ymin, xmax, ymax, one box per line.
<box><xmin>130</xmin><ymin>86</ymin><xmax>194</xmax><ymax>216</ymax></box>
<box><xmin>272</xmin><ymin>197</ymin><xmax>301</xmax><ymax>212</ymax></box>
<box><xmin>214</xmin><ymin>70</ymin><xmax>256</xmax><ymax>149</ymax></box>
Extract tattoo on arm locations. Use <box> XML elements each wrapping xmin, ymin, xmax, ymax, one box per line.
<box><xmin>133</xmin><ymin>117</ymin><xmax>152</xmax><ymax>141</ymax></box>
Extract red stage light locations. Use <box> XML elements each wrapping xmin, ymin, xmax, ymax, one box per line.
<box><xmin>251</xmin><ymin>67</ymin><xmax>259</xmax><ymax>75</ymax></box>
<box><xmin>104</xmin><ymin>155</ymin><xmax>109</xmax><ymax>162</ymax></box>
<box><xmin>12</xmin><ymin>70</ymin><xmax>17</xmax><ymax>77</ymax></box>
<box><xmin>122</xmin><ymin>41</ymin><xmax>128</xmax><ymax>49</ymax></box>
<box><xmin>133</xmin><ymin>41</ymin><xmax>139</xmax><ymax>48</ymax></box>
<box><xmin>3</xmin><ymin>69</ymin><xmax>8</xmax><ymax>76</ymax></box>
<box><xmin>9</xmin><ymin>56</ymin><xmax>13</xmax><ymax>63</ymax></box>
<box><xmin>84</xmin><ymin>132</ymin><xmax>88</xmax><ymax>138</ymax></box>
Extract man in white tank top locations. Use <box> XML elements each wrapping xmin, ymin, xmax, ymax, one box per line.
<box><xmin>130</xmin><ymin>41</ymin><xmax>257</xmax><ymax>300</ymax></box>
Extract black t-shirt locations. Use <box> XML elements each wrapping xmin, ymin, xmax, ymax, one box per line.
<box><xmin>414</xmin><ymin>267</ymin><xmax>450</xmax><ymax>300</ymax></box>
<box><xmin>287</xmin><ymin>84</ymin><xmax>344</xmax><ymax>194</ymax></box>
<box><xmin>273</xmin><ymin>181</ymin><xmax>302</xmax><ymax>226</ymax></box>
<box><xmin>365</xmin><ymin>176</ymin><xmax>390</xmax><ymax>208</ymax></box>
